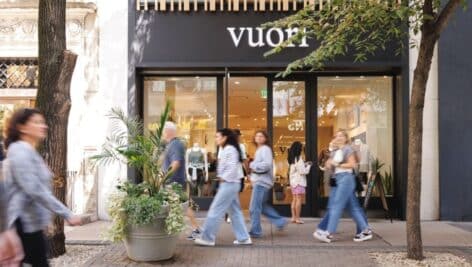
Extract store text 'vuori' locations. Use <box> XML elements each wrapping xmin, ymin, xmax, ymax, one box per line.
<box><xmin>227</xmin><ymin>27</ymin><xmax>309</xmax><ymax>48</ymax></box>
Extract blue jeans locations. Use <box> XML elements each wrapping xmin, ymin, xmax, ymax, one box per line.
<box><xmin>249</xmin><ymin>184</ymin><xmax>287</xmax><ymax>237</ymax></box>
<box><xmin>325</xmin><ymin>172</ymin><xmax>369</xmax><ymax>234</ymax></box>
<box><xmin>200</xmin><ymin>182</ymin><xmax>250</xmax><ymax>242</ymax></box>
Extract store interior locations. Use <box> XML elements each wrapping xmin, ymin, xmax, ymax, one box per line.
<box><xmin>144</xmin><ymin>75</ymin><xmax>394</xmax><ymax>211</ymax></box>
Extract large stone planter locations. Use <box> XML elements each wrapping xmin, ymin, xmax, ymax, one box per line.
<box><xmin>123</xmin><ymin>202</ymin><xmax>187</xmax><ymax>262</ymax></box>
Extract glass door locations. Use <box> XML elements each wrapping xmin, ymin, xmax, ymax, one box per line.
<box><xmin>271</xmin><ymin>80</ymin><xmax>308</xmax><ymax>210</ymax></box>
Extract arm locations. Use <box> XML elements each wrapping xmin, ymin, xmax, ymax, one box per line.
<box><xmin>9</xmin><ymin>147</ymin><xmax>72</xmax><ymax>220</ymax></box>
<box><xmin>295</xmin><ymin>159</ymin><xmax>311</xmax><ymax>175</ymax></box>
<box><xmin>185</xmin><ymin>149</ymin><xmax>191</xmax><ymax>178</ymax></box>
<box><xmin>202</xmin><ymin>148</ymin><xmax>209</xmax><ymax>181</ymax></box>
<box><xmin>249</xmin><ymin>147</ymin><xmax>272</xmax><ymax>173</ymax></box>
<box><xmin>339</xmin><ymin>154</ymin><xmax>357</xmax><ymax>169</ymax></box>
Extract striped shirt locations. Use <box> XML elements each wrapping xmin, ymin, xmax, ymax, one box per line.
<box><xmin>2</xmin><ymin>141</ymin><xmax>72</xmax><ymax>233</ymax></box>
<box><xmin>217</xmin><ymin>145</ymin><xmax>243</xmax><ymax>183</ymax></box>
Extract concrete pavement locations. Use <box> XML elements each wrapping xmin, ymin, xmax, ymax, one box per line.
<box><xmin>65</xmin><ymin>218</ymin><xmax>472</xmax><ymax>266</ymax></box>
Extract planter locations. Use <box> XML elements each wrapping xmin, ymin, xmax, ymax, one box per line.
<box><xmin>123</xmin><ymin>202</ymin><xmax>188</xmax><ymax>262</ymax></box>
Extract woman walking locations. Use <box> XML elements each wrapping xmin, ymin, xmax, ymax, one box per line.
<box><xmin>194</xmin><ymin>128</ymin><xmax>251</xmax><ymax>246</ymax></box>
<box><xmin>313</xmin><ymin>130</ymin><xmax>372</xmax><ymax>243</ymax></box>
<box><xmin>287</xmin><ymin>141</ymin><xmax>312</xmax><ymax>224</ymax></box>
<box><xmin>248</xmin><ymin>131</ymin><xmax>287</xmax><ymax>238</ymax></box>
<box><xmin>2</xmin><ymin>108</ymin><xmax>81</xmax><ymax>266</ymax></box>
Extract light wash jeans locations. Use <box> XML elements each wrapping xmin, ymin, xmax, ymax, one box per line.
<box><xmin>249</xmin><ymin>184</ymin><xmax>287</xmax><ymax>237</ymax></box>
<box><xmin>325</xmin><ymin>172</ymin><xmax>369</xmax><ymax>234</ymax></box>
<box><xmin>200</xmin><ymin>182</ymin><xmax>250</xmax><ymax>242</ymax></box>
<box><xmin>317</xmin><ymin>188</ymin><xmax>364</xmax><ymax>234</ymax></box>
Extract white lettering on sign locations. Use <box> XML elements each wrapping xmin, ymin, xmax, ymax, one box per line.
<box><xmin>288</xmin><ymin>119</ymin><xmax>305</xmax><ymax>131</ymax></box>
<box><xmin>227</xmin><ymin>27</ymin><xmax>309</xmax><ymax>48</ymax></box>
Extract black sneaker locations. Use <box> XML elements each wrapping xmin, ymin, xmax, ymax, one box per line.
<box><xmin>353</xmin><ymin>229</ymin><xmax>373</xmax><ymax>242</ymax></box>
<box><xmin>186</xmin><ymin>229</ymin><xmax>201</xmax><ymax>241</ymax></box>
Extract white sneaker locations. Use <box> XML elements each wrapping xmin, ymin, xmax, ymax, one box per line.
<box><xmin>353</xmin><ymin>229</ymin><xmax>373</xmax><ymax>242</ymax></box>
<box><xmin>194</xmin><ymin>237</ymin><xmax>215</xmax><ymax>247</ymax></box>
<box><xmin>313</xmin><ymin>231</ymin><xmax>332</xmax><ymax>243</ymax></box>
<box><xmin>233</xmin><ymin>238</ymin><xmax>253</xmax><ymax>245</ymax></box>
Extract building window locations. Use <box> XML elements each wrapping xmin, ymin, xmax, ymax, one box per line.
<box><xmin>317</xmin><ymin>76</ymin><xmax>394</xmax><ymax>197</ymax></box>
<box><xmin>0</xmin><ymin>58</ymin><xmax>38</xmax><ymax>89</ymax></box>
<box><xmin>144</xmin><ymin>76</ymin><xmax>218</xmax><ymax>197</ymax></box>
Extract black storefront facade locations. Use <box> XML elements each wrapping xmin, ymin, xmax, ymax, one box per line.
<box><xmin>128</xmin><ymin>2</ymin><xmax>410</xmax><ymax>219</ymax></box>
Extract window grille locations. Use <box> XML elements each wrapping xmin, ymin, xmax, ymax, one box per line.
<box><xmin>0</xmin><ymin>58</ymin><xmax>38</xmax><ymax>89</ymax></box>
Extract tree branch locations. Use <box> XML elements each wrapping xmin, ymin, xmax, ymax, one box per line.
<box><xmin>433</xmin><ymin>0</ymin><xmax>462</xmax><ymax>36</ymax></box>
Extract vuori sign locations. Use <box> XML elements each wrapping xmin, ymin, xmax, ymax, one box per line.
<box><xmin>227</xmin><ymin>27</ymin><xmax>309</xmax><ymax>48</ymax></box>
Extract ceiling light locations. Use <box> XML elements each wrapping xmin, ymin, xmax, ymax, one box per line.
<box><xmin>196</xmin><ymin>76</ymin><xmax>200</xmax><ymax>79</ymax></box>
<box><xmin>234</xmin><ymin>81</ymin><xmax>240</xmax><ymax>85</ymax></box>
<box><xmin>360</xmin><ymin>76</ymin><xmax>365</xmax><ymax>79</ymax></box>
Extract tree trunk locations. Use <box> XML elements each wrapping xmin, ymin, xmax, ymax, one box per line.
<box><xmin>37</xmin><ymin>0</ymin><xmax>77</xmax><ymax>258</ymax></box>
<box><xmin>407</xmin><ymin>27</ymin><xmax>438</xmax><ymax>260</ymax></box>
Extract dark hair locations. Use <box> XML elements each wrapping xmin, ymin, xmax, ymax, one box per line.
<box><xmin>217</xmin><ymin>128</ymin><xmax>243</xmax><ymax>163</ymax></box>
<box><xmin>4</xmin><ymin>108</ymin><xmax>43</xmax><ymax>149</ymax></box>
<box><xmin>253</xmin><ymin>130</ymin><xmax>271</xmax><ymax>147</ymax></box>
<box><xmin>288</xmin><ymin>141</ymin><xmax>303</xmax><ymax>165</ymax></box>
<box><xmin>234</xmin><ymin>129</ymin><xmax>241</xmax><ymax>136</ymax></box>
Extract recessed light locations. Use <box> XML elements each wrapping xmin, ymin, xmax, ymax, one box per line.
<box><xmin>335</xmin><ymin>76</ymin><xmax>340</xmax><ymax>79</ymax></box>
<box><xmin>234</xmin><ymin>81</ymin><xmax>240</xmax><ymax>85</ymax></box>
<box><xmin>383</xmin><ymin>76</ymin><xmax>389</xmax><ymax>78</ymax></box>
<box><xmin>196</xmin><ymin>76</ymin><xmax>200</xmax><ymax>79</ymax></box>
<box><xmin>294</xmin><ymin>82</ymin><xmax>299</xmax><ymax>85</ymax></box>
<box><xmin>360</xmin><ymin>76</ymin><xmax>365</xmax><ymax>79</ymax></box>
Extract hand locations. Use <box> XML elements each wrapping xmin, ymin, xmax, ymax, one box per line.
<box><xmin>66</xmin><ymin>215</ymin><xmax>82</xmax><ymax>226</ymax></box>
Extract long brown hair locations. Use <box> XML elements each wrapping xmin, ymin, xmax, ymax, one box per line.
<box><xmin>4</xmin><ymin>108</ymin><xmax>43</xmax><ymax>149</ymax></box>
<box><xmin>253</xmin><ymin>130</ymin><xmax>271</xmax><ymax>147</ymax></box>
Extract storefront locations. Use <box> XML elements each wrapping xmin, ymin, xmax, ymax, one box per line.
<box><xmin>129</xmin><ymin>1</ymin><xmax>409</xmax><ymax>218</ymax></box>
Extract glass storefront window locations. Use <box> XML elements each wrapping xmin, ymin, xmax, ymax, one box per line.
<box><xmin>317</xmin><ymin>76</ymin><xmax>394</xmax><ymax>197</ymax></box>
<box><xmin>228</xmin><ymin>77</ymin><xmax>268</xmax><ymax>210</ymax></box>
<box><xmin>144</xmin><ymin>77</ymin><xmax>217</xmax><ymax>198</ymax></box>
<box><xmin>272</xmin><ymin>81</ymin><xmax>306</xmax><ymax>205</ymax></box>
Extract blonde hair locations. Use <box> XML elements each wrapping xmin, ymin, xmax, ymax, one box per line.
<box><xmin>336</xmin><ymin>130</ymin><xmax>350</xmax><ymax>145</ymax></box>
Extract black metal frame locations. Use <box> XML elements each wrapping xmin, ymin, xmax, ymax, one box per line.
<box><xmin>136</xmin><ymin>68</ymin><xmax>405</xmax><ymax>218</ymax></box>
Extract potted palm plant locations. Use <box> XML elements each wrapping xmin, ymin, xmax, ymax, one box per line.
<box><xmin>92</xmin><ymin>102</ymin><xmax>187</xmax><ymax>261</ymax></box>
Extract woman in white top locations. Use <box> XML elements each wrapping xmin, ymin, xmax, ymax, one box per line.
<box><xmin>287</xmin><ymin>141</ymin><xmax>312</xmax><ymax>224</ymax></box>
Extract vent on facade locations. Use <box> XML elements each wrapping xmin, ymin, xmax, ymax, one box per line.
<box><xmin>0</xmin><ymin>58</ymin><xmax>38</xmax><ymax>89</ymax></box>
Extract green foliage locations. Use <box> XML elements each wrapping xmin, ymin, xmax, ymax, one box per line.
<box><xmin>262</xmin><ymin>0</ymin><xmax>466</xmax><ymax>77</ymax></box>
<box><xmin>92</xmin><ymin>102</ymin><xmax>187</xmax><ymax>242</ymax></box>
<box><xmin>371</xmin><ymin>157</ymin><xmax>385</xmax><ymax>174</ymax></box>
<box><xmin>382</xmin><ymin>166</ymin><xmax>394</xmax><ymax>196</ymax></box>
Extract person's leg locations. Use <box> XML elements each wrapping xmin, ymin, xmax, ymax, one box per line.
<box><xmin>296</xmin><ymin>194</ymin><xmax>304</xmax><ymax>223</ymax></box>
<box><xmin>15</xmin><ymin>219</ymin><xmax>49</xmax><ymax>267</ymax></box>
<box><xmin>326</xmin><ymin>173</ymin><xmax>356</xmax><ymax>234</ymax></box>
<box><xmin>227</xmin><ymin>185</ymin><xmax>251</xmax><ymax>242</ymax></box>
<box><xmin>200</xmin><ymin>183</ymin><xmax>234</xmax><ymax>242</ymax></box>
<box><xmin>260</xmin><ymin>186</ymin><xmax>287</xmax><ymax>229</ymax></box>
<box><xmin>290</xmin><ymin>194</ymin><xmax>296</xmax><ymax>223</ymax></box>
<box><xmin>317</xmin><ymin>185</ymin><xmax>336</xmax><ymax>231</ymax></box>
<box><xmin>346</xmin><ymin>193</ymin><xmax>369</xmax><ymax>234</ymax></box>
<box><xmin>249</xmin><ymin>184</ymin><xmax>264</xmax><ymax>237</ymax></box>
<box><xmin>187</xmin><ymin>208</ymin><xmax>200</xmax><ymax>230</ymax></box>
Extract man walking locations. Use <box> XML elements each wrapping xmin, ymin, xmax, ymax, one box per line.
<box><xmin>162</xmin><ymin>121</ymin><xmax>186</xmax><ymax>187</ymax></box>
<box><xmin>162</xmin><ymin>121</ymin><xmax>201</xmax><ymax>239</ymax></box>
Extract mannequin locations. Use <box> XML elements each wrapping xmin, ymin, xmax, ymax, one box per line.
<box><xmin>186</xmin><ymin>143</ymin><xmax>209</xmax><ymax>197</ymax></box>
<box><xmin>353</xmin><ymin>139</ymin><xmax>372</xmax><ymax>194</ymax></box>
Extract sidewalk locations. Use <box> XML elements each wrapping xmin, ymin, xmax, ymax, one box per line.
<box><xmin>66</xmin><ymin>218</ymin><xmax>472</xmax><ymax>266</ymax></box>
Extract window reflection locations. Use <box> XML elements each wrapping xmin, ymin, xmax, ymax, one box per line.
<box><xmin>317</xmin><ymin>76</ymin><xmax>394</xmax><ymax>197</ymax></box>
